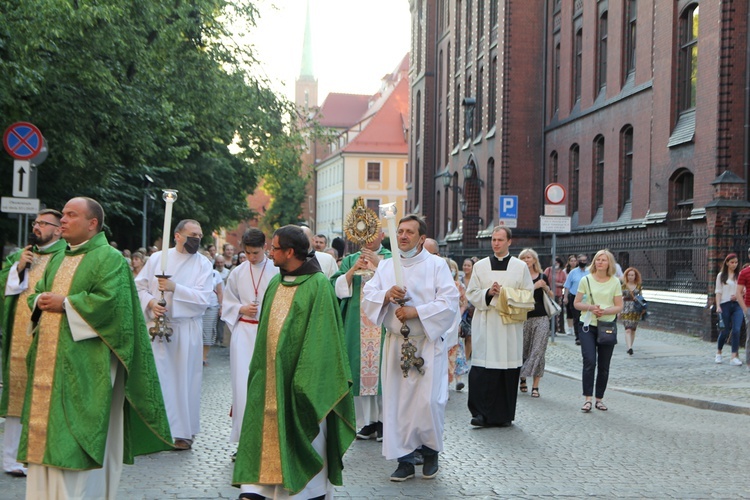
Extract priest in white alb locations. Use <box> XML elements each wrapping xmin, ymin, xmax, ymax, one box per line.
<box><xmin>362</xmin><ymin>215</ymin><xmax>460</xmax><ymax>482</ymax></box>
<box><xmin>136</xmin><ymin>219</ymin><xmax>213</xmax><ymax>450</ymax></box>
<box><xmin>466</xmin><ymin>226</ymin><xmax>534</xmax><ymax>428</ymax></box>
<box><xmin>221</xmin><ymin>228</ymin><xmax>278</xmax><ymax>447</ymax></box>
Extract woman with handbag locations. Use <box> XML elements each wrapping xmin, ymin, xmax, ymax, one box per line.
<box><xmin>715</xmin><ymin>253</ymin><xmax>744</xmax><ymax>366</ymax></box>
<box><xmin>518</xmin><ymin>248</ymin><xmax>552</xmax><ymax>398</ymax></box>
<box><xmin>574</xmin><ymin>249</ymin><xmax>623</xmax><ymax>412</ymax></box>
<box><xmin>544</xmin><ymin>256</ymin><xmax>568</xmax><ymax>335</ymax></box>
<box><xmin>621</xmin><ymin>267</ymin><xmax>645</xmax><ymax>356</ymax></box>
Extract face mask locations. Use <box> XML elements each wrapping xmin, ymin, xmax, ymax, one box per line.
<box><xmin>452</xmin><ymin>270</ymin><xmax>458</xmax><ymax>279</ymax></box>
<box><xmin>184</xmin><ymin>236</ymin><xmax>201</xmax><ymax>255</ymax></box>
<box><xmin>578</xmin><ymin>261</ymin><xmax>587</xmax><ymax>268</ymax></box>
<box><xmin>401</xmin><ymin>246</ymin><xmax>419</xmax><ymax>259</ymax></box>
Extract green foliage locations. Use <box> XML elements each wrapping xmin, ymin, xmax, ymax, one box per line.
<box><xmin>0</xmin><ymin>0</ymin><xmax>305</xmax><ymax>250</ymax></box>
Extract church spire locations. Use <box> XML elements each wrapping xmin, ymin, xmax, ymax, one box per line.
<box><xmin>299</xmin><ymin>0</ymin><xmax>314</xmax><ymax>79</ymax></box>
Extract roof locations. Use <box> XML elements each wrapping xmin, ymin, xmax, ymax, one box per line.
<box><xmin>341</xmin><ymin>76</ymin><xmax>409</xmax><ymax>155</ymax></box>
<box><xmin>316</xmin><ymin>93</ymin><xmax>371</xmax><ymax>129</ymax></box>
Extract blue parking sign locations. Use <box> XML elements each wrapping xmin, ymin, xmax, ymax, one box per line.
<box><xmin>499</xmin><ymin>195</ymin><xmax>518</xmax><ymax>219</ymax></box>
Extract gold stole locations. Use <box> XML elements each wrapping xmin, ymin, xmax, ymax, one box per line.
<box><xmin>258</xmin><ymin>285</ymin><xmax>297</xmax><ymax>484</ymax></box>
<box><xmin>7</xmin><ymin>253</ymin><xmax>53</xmax><ymax>417</ymax></box>
<box><xmin>26</xmin><ymin>254</ymin><xmax>85</xmax><ymax>464</ymax></box>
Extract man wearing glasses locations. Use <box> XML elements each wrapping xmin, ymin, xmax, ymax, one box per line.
<box><xmin>0</xmin><ymin>209</ymin><xmax>66</xmax><ymax>477</ymax></box>
<box><xmin>21</xmin><ymin>197</ymin><xmax>172</xmax><ymax>497</ymax></box>
<box><xmin>233</xmin><ymin>225</ymin><xmax>355</xmax><ymax>500</ymax></box>
<box><xmin>136</xmin><ymin>219</ymin><xmax>213</xmax><ymax>451</ymax></box>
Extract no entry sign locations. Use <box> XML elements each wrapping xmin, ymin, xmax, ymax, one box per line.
<box><xmin>3</xmin><ymin>122</ymin><xmax>44</xmax><ymax>160</ymax></box>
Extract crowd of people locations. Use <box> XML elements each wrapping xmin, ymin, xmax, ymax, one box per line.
<box><xmin>1</xmin><ymin>200</ymin><xmax>743</xmax><ymax>499</ymax></box>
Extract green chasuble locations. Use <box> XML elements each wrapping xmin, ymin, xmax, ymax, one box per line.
<box><xmin>0</xmin><ymin>239</ymin><xmax>67</xmax><ymax>418</ymax></box>
<box><xmin>232</xmin><ymin>271</ymin><xmax>356</xmax><ymax>494</ymax></box>
<box><xmin>330</xmin><ymin>247</ymin><xmax>391</xmax><ymax>395</ymax></box>
<box><xmin>18</xmin><ymin>232</ymin><xmax>173</xmax><ymax>470</ymax></box>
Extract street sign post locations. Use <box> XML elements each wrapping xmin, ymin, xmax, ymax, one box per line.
<box><xmin>3</xmin><ymin>122</ymin><xmax>44</xmax><ymax>160</ymax></box>
<box><xmin>12</xmin><ymin>160</ymin><xmax>31</xmax><ymax>197</ymax></box>
<box><xmin>498</xmin><ymin>195</ymin><xmax>518</xmax><ymax>228</ymax></box>
<box><xmin>1</xmin><ymin>197</ymin><xmax>40</xmax><ymax>214</ymax></box>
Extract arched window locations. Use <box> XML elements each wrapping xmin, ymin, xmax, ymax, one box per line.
<box><xmin>597</xmin><ymin>11</ymin><xmax>608</xmax><ymax>92</ymax></box>
<box><xmin>623</xmin><ymin>0</ymin><xmax>637</xmax><ymax>77</ymax></box>
<box><xmin>573</xmin><ymin>28</ymin><xmax>583</xmax><ymax>103</ymax></box>
<box><xmin>486</xmin><ymin>157</ymin><xmax>495</xmax><ymax>225</ymax></box>
<box><xmin>549</xmin><ymin>151</ymin><xmax>559</xmax><ymax>185</ymax></box>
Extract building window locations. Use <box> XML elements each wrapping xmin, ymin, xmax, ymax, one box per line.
<box><xmin>452</xmin><ymin>172</ymin><xmax>459</xmax><ymax>231</ymax></box>
<box><xmin>624</xmin><ymin>0</ymin><xmax>637</xmax><ymax>77</ymax></box>
<box><xmin>490</xmin><ymin>0</ymin><xmax>498</xmax><ymax>41</ymax></box>
<box><xmin>436</xmin><ymin>190</ymin><xmax>442</xmax><ymax>238</ymax></box>
<box><xmin>594</xmin><ymin>135</ymin><xmax>605</xmax><ymax>210</ymax></box>
<box><xmin>466</xmin><ymin>0</ymin><xmax>473</xmax><ymax>58</ymax></box>
<box><xmin>553</xmin><ymin>41</ymin><xmax>561</xmax><ymax>114</ymax></box>
<box><xmin>597</xmin><ymin>12</ymin><xmax>608</xmax><ymax>92</ymax></box>
<box><xmin>366</xmin><ymin>199</ymin><xmax>380</xmax><ymax>213</ymax></box>
<box><xmin>573</xmin><ymin>28</ymin><xmax>583</xmax><ymax>103</ymax></box>
<box><xmin>549</xmin><ymin>151</ymin><xmax>559</xmax><ymax>184</ymax></box>
<box><xmin>477</xmin><ymin>0</ymin><xmax>484</xmax><ymax>48</ymax></box>
<box><xmin>454</xmin><ymin>83</ymin><xmax>461</xmax><ymax>147</ymax></box>
<box><xmin>486</xmin><ymin>157</ymin><xmax>495</xmax><ymax>225</ymax></box>
<box><xmin>489</xmin><ymin>56</ymin><xmax>497</xmax><ymax>127</ymax></box>
<box><xmin>678</xmin><ymin>4</ymin><xmax>699</xmax><ymax>112</ymax></box>
<box><xmin>621</xmin><ymin>125</ymin><xmax>633</xmax><ymax>207</ymax></box>
<box><xmin>674</xmin><ymin>170</ymin><xmax>694</xmax><ymax>207</ymax></box>
<box><xmin>367</xmin><ymin>162</ymin><xmax>381</xmax><ymax>182</ymax></box>
<box><xmin>456</xmin><ymin>0</ymin><xmax>462</xmax><ymax>71</ymax></box>
<box><xmin>464</xmin><ymin>76</ymin><xmax>472</xmax><ymax>141</ymax></box>
<box><xmin>475</xmin><ymin>66</ymin><xmax>483</xmax><ymax>136</ymax></box>
<box><xmin>415</xmin><ymin>91</ymin><xmax>422</xmax><ymax>141</ymax></box>
<box><xmin>570</xmin><ymin>144</ymin><xmax>580</xmax><ymax>213</ymax></box>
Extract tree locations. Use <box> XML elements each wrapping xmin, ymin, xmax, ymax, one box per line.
<box><xmin>0</xmin><ymin>0</ymin><xmax>296</xmax><ymax>250</ymax></box>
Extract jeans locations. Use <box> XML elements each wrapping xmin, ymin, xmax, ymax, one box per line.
<box><xmin>579</xmin><ymin>322</ymin><xmax>615</xmax><ymax>399</ymax></box>
<box><xmin>718</xmin><ymin>301</ymin><xmax>743</xmax><ymax>354</ymax></box>
<box><xmin>399</xmin><ymin>446</ymin><xmax>437</xmax><ymax>464</ymax></box>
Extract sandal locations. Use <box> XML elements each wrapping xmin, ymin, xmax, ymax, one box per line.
<box><xmin>595</xmin><ymin>401</ymin><xmax>608</xmax><ymax>411</ymax></box>
<box><xmin>581</xmin><ymin>401</ymin><xmax>592</xmax><ymax>412</ymax></box>
<box><xmin>531</xmin><ymin>387</ymin><xmax>540</xmax><ymax>398</ymax></box>
<box><xmin>519</xmin><ymin>379</ymin><xmax>528</xmax><ymax>393</ymax></box>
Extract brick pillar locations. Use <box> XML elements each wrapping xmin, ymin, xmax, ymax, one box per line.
<box><xmin>704</xmin><ymin>170</ymin><xmax>750</xmax><ymax>341</ymax></box>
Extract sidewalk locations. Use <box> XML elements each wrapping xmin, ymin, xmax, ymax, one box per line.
<box><xmin>544</xmin><ymin>325</ymin><xmax>750</xmax><ymax>415</ymax></box>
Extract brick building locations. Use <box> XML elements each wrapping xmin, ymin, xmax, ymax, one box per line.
<box><xmin>409</xmin><ymin>0</ymin><xmax>750</xmax><ymax>338</ymax></box>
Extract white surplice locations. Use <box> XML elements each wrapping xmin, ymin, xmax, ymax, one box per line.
<box><xmin>221</xmin><ymin>258</ymin><xmax>278</xmax><ymax>442</ymax></box>
<box><xmin>465</xmin><ymin>256</ymin><xmax>534</xmax><ymax>369</ymax></box>
<box><xmin>136</xmin><ymin>249</ymin><xmax>212</xmax><ymax>440</ymax></box>
<box><xmin>315</xmin><ymin>251</ymin><xmax>339</xmax><ymax>278</ymax></box>
<box><xmin>361</xmin><ymin>249</ymin><xmax>460</xmax><ymax>460</ymax></box>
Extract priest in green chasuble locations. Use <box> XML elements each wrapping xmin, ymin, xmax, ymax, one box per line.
<box><xmin>0</xmin><ymin>209</ymin><xmax>66</xmax><ymax>477</ymax></box>
<box><xmin>20</xmin><ymin>197</ymin><xmax>173</xmax><ymax>499</ymax></box>
<box><xmin>234</xmin><ymin>225</ymin><xmax>355</xmax><ymax>500</ymax></box>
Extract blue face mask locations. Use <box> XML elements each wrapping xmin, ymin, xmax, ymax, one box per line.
<box><xmin>401</xmin><ymin>246</ymin><xmax>419</xmax><ymax>259</ymax></box>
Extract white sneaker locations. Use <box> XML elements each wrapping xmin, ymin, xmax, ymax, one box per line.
<box><xmin>715</xmin><ymin>354</ymin><xmax>722</xmax><ymax>364</ymax></box>
<box><xmin>729</xmin><ymin>357</ymin><xmax>743</xmax><ymax>366</ymax></box>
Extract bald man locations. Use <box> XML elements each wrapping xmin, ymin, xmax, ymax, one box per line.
<box><xmin>299</xmin><ymin>225</ymin><xmax>339</xmax><ymax>278</ymax></box>
<box><xmin>423</xmin><ymin>238</ymin><xmax>440</xmax><ymax>256</ymax></box>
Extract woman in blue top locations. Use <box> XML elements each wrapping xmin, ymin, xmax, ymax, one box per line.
<box><xmin>574</xmin><ymin>249</ymin><xmax>623</xmax><ymax>412</ymax></box>
<box><xmin>715</xmin><ymin>253</ymin><xmax>743</xmax><ymax>366</ymax></box>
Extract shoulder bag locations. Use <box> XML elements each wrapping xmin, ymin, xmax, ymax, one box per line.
<box><xmin>583</xmin><ymin>276</ymin><xmax>618</xmax><ymax>345</ymax></box>
<box><xmin>543</xmin><ymin>290</ymin><xmax>562</xmax><ymax>317</ymax></box>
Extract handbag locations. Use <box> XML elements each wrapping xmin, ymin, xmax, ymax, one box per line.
<box><xmin>582</xmin><ymin>276</ymin><xmax>618</xmax><ymax>345</ymax></box>
<box><xmin>633</xmin><ymin>292</ymin><xmax>647</xmax><ymax>315</ymax></box>
<box><xmin>543</xmin><ymin>291</ymin><xmax>562</xmax><ymax>317</ymax></box>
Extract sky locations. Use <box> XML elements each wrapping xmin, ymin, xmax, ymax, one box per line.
<box><xmin>244</xmin><ymin>0</ymin><xmax>412</xmax><ymax>102</ymax></box>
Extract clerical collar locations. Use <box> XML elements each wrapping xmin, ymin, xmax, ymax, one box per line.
<box><xmin>68</xmin><ymin>239</ymin><xmax>91</xmax><ymax>251</ymax></box>
<box><xmin>38</xmin><ymin>239</ymin><xmax>60</xmax><ymax>251</ymax></box>
<box><xmin>492</xmin><ymin>252</ymin><xmax>511</xmax><ymax>261</ymax></box>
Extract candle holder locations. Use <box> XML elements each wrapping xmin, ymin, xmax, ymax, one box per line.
<box><xmin>397</xmin><ymin>298</ymin><xmax>424</xmax><ymax>377</ymax></box>
<box><xmin>149</xmin><ymin>274</ymin><xmax>174</xmax><ymax>342</ymax></box>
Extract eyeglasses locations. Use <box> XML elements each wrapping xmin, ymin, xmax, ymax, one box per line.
<box><xmin>32</xmin><ymin>220</ymin><xmax>60</xmax><ymax>228</ymax></box>
<box><xmin>269</xmin><ymin>245</ymin><xmax>286</xmax><ymax>253</ymax></box>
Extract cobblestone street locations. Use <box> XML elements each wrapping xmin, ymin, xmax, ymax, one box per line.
<box><xmin>1</xmin><ymin>326</ymin><xmax>748</xmax><ymax>499</ymax></box>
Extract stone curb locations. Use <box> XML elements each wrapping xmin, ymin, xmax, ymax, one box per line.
<box><xmin>545</xmin><ymin>366</ymin><xmax>750</xmax><ymax>416</ymax></box>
